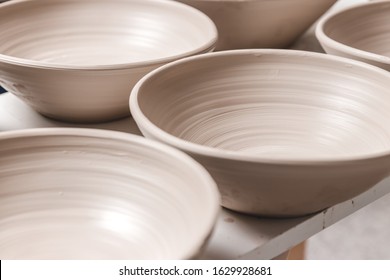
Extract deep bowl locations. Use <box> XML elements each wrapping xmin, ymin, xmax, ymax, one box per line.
<box><xmin>130</xmin><ymin>49</ymin><xmax>390</xmax><ymax>217</ymax></box>
<box><xmin>0</xmin><ymin>128</ymin><xmax>220</xmax><ymax>259</ymax></box>
<box><xmin>0</xmin><ymin>0</ymin><xmax>217</xmax><ymax>122</ymax></box>
<box><xmin>316</xmin><ymin>1</ymin><xmax>390</xmax><ymax>71</ymax></box>
<box><xmin>175</xmin><ymin>0</ymin><xmax>336</xmax><ymax>50</ymax></box>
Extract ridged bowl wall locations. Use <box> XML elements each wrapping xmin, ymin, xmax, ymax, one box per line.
<box><xmin>130</xmin><ymin>49</ymin><xmax>390</xmax><ymax>217</ymax></box>
<box><xmin>316</xmin><ymin>1</ymin><xmax>390</xmax><ymax>71</ymax></box>
<box><xmin>0</xmin><ymin>128</ymin><xmax>220</xmax><ymax>259</ymax></box>
<box><xmin>175</xmin><ymin>0</ymin><xmax>337</xmax><ymax>50</ymax></box>
<box><xmin>0</xmin><ymin>0</ymin><xmax>217</xmax><ymax>122</ymax></box>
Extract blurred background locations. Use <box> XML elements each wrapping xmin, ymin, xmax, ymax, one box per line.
<box><xmin>307</xmin><ymin>193</ymin><xmax>390</xmax><ymax>259</ymax></box>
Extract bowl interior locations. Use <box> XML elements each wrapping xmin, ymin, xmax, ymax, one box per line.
<box><xmin>0</xmin><ymin>129</ymin><xmax>218</xmax><ymax>259</ymax></box>
<box><xmin>134</xmin><ymin>51</ymin><xmax>390</xmax><ymax>161</ymax></box>
<box><xmin>0</xmin><ymin>0</ymin><xmax>216</xmax><ymax>67</ymax></box>
<box><xmin>322</xmin><ymin>2</ymin><xmax>390</xmax><ymax>58</ymax></box>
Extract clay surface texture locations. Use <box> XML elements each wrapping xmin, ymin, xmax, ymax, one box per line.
<box><xmin>0</xmin><ymin>0</ymin><xmax>217</xmax><ymax>122</ymax></box>
<box><xmin>0</xmin><ymin>128</ymin><xmax>220</xmax><ymax>259</ymax></box>
<box><xmin>130</xmin><ymin>49</ymin><xmax>390</xmax><ymax>217</ymax></box>
<box><xmin>316</xmin><ymin>1</ymin><xmax>390</xmax><ymax>70</ymax></box>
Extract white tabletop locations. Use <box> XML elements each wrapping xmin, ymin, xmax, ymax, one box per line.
<box><xmin>1</xmin><ymin>0</ymin><xmax>382</xmax><ymax>260</ymax></box>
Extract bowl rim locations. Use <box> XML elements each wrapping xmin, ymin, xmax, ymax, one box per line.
<box><xmin>176</xmin><ymin>0</ymin><xmax>336</xmax><ymax>3</ymax></box>
<box><xmin>130</xmin><ymin>48</ymin><xmax>390</xmax><ymax>166</ymax></box>
<box><xmin>0</xmin><ymin>0</ymin><xmax>218</xmax><ymax>71</ymax></box>
<box><xmin>0</xmin><ymin>127</ymin><xmax>221</xmax><ymax>259</ymax></box>
<box><xmin>316</xmin><ymin>0</ymin><xmax>390</xmax><ymax>66</ymax></box>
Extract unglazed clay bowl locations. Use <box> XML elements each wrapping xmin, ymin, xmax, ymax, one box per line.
<box><xmin>0</xmin><ymin>128</ymin><xmax>219</xmax><ymax>259</ymax></box>
<box><xmin>0</xmin><ymin>0</ymin><xmax>217</xmax><ymax>122</ymax></box>
<box><xmin>130</xmin><ymin>49</ymin><xmax>390</xmax><ymax>217</ymax></box>
<box><xmin>316</xmin><ymin>1</ymin><xmax>390</xmax><ymax>71</ymax></box>
<box><xmin>174</xmin><ymin>0</ymin><xmax>336</xmax><ymax>50</ymax></box>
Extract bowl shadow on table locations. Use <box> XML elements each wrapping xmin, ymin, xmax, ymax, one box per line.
<box><xmin>198</xmin><ymin>207</ymin><xmax>314</xmax><ymax>260</ymax></box>
<box><xmin>0</xmin><ymin>91</ymin><xmax>142</xmax><ymax>134</ymax></box>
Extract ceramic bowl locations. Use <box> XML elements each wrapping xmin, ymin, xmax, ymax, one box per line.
<box><xmin>174</xmin><ymin>0</ymin><xmax>336</xmax><ymax>50</ymax></box>
<box><xmin>0</xmin><ymin>0</ymin><xmax>217</xmax><ymax>122</ymax></box>
<box><xmin>316</xmin><ymin>1</ymin><xmax>390</xmax><ymax>71</ymax></box>
<box><xmin>130</xmin><ymin>49</ymin><xmax>390</xmax><ymax>217</ymax></box>
<box><xmin>0</xmin><ymin>128</ymin><xmax>219</xmax><ymax>259</ymax></box>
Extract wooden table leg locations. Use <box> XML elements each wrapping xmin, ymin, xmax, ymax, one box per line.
<box><xmin>288</xmin><ymin>241</ymin><xmax>306</xmax><ymax>260</ymax></box>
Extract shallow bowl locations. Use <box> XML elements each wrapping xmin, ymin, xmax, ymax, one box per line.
<box><xmin>0</xmin><ymin>128</ymin><xmax>219</xmax><ymax>259</ymax></box>
<box><xmin>0</xmin><ymin>0</ymin><xmax>217</xmax><ymax>122</ymax></box>
<box><xmin>130</xmin><ymin>49</ymin><xmax>390</xmax><ymax>217</ymax></box>
<box><xmin>175</xmin><ymin>0</ymin><xmax>336</xmax><ymax>50</ymax></box>
<box><xmin>316</xmin><ymin>1</ymin><xmax>390</xmax><ymax>71</ymax></box>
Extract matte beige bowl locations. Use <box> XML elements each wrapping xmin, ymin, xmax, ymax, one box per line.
<box><xmin>0</xmin><ymin>128</ymin><xmax>220</xmax><ymax>259</ymax></box>
<box><xmin>130</xmin><ymin>49</ymin><xmax>390</xmax><ymax>217</ymax></box>
<box><xmin>175</xmin><ymin>0</ymin><xmax>336</xmax><ymax>50</ymax></box>
<box><xmin>316</xmin><ymin>1</ymin><xmax>390</xmax><ymax>71</ymax></box>
<box><xmin>0</xmin><ymin>0</ymin><xmax>217</xmax><ymax>122</ymax></box>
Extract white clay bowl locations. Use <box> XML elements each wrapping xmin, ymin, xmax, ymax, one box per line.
<box><xmin>0</xmin><ymin>0</ymin><xmax>217</xmax><ymax>122</ymax></box>
<box><xmin>0</xmin><ymin>128</ymin><xmax>220</xmax><ymax>259</ymax></box>
<box><xmin>316</xmin><ymin>1</ymin><xmax>390</xmax><ymax>71</ymax></box>
<box><xmin>130</xmin><ymin>49</ymin><xmax>390</xmax><ymax>217</ymax></box>
<box><xmin>174</xmin><ymin>0</ymin><xmax>336</xmax><ymax>50</ymax></box>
